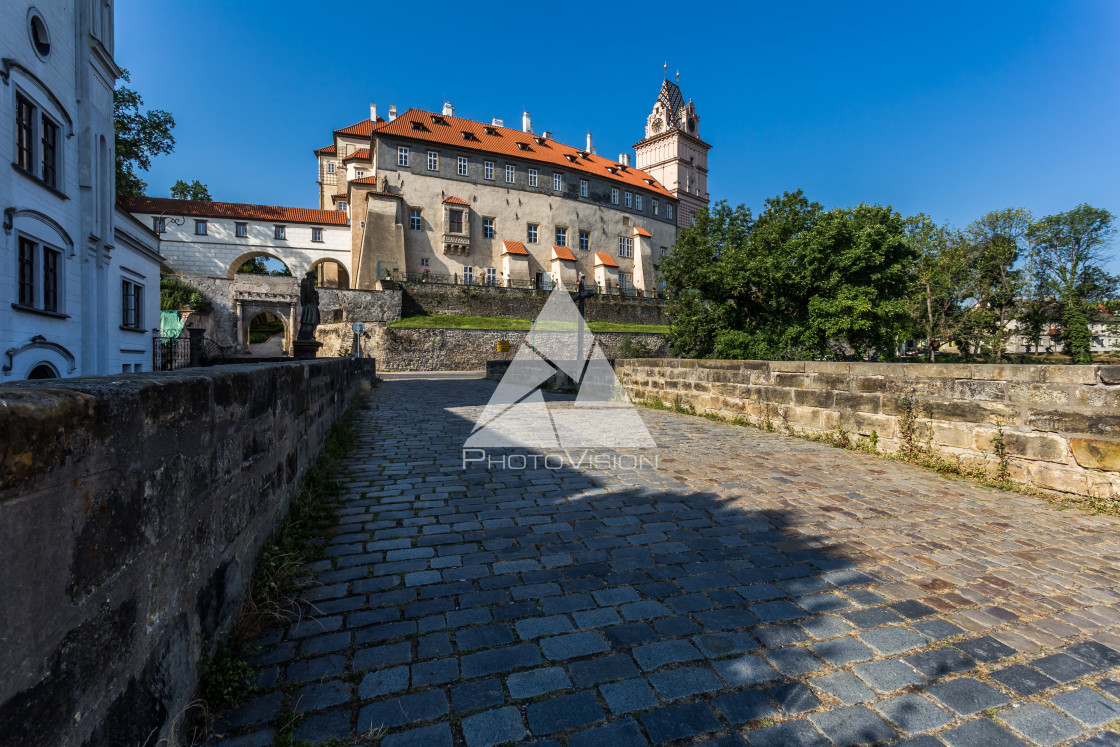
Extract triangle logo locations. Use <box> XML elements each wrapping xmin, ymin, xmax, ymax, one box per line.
<box><xmin>464</xmin><ymin>279</ymin><xmax>656</xmax><ymax>450</ymax></box>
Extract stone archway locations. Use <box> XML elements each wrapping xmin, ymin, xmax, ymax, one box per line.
<box><xmin>227</xmin><ymin>251</ymin><xmax>298</xmax><ymax>280</ymax></box>
<box><xmin>233</xmin><ymin>288</ymin><xmax>298</xmax><ymax>356</ymax></box>
<box><xmin>309</xmin><ymin>258</ymin><xmax>351</xmax><ymax>289</ymax></box>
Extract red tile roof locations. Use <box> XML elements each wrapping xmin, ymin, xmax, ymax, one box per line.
<box><xmin>315</xmin><ymin>144</ymin><xmax>336</xmax><ymax>155</ymax></box>
<box><xmin>551</xmin><ymin>246</ymin><xmax>577</xmax><ymax>262</ymax></box>
<box><xmin>350</xmin><ymin>176</ymin><xmax>377</xmax><ymax>184</ymax></box>
<box><xmin>594</xmin><ymin>252</ymin><xmax>619</xmax><ymax>268</ymax></box>
<box><xmin>373</xmin><ymin>108</ymin><xmax>674</xmax><ymax>199</ymax></box>
<box><xmin>334</xmin><ymin>117</ymin><xmax>385</xmax><ymax>138</ymax></box>
<box><xmin>118</xmin><ymin>195</ymin><xmax>349</xmax><ymax>226</ymax></box>
<box><xmin>343</xmin><ymin>148</ymin><xmax>370</xmax><ymax>162</ymax></box>
<box><xmin>502</xmin><ymin>240</ymin><xmax>529</xmax><ymax>256</ymax></box>
<box><xmin>633</xmin><ymin>227</ymin><xmax>652</xmax><ymax>238</ymax></box>
<box><xmin>331</xmin><ymin>193</ymin><xmax>348</xmax><ymax>201</ymax></box>
<box><xmin>443</xmin><ymin>196</ymin><xmax>470</xmax><ymax>205</ymax></box>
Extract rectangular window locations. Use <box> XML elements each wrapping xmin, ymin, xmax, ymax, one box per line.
<box><xmin>41</xmin><ymin>117</ymin><xmax>58</xmax><ymax>188</ymax></box>
<box><xmin>486</xmin><ymin>267</ymin><xmax>497</xmax><ymax>285</ymax></box>
<box><xmin>355</xmin><ymin>170</ymin><xmax>366</xmax><ymax>179</ymax></box>
<box><xmin>274</xmin><ymin>225</ymin><xmax>286</xmax><ymax>240</ymax></box>
<box><xmin>505</xmin><ymin>164</ymin><xmax>515</xmax><ymax>183</ymax></box>
<box><xmin>427</xmin><ymin>150</ymin><xmax>438</xmax><ymax>170</ymax></box>
<box><xmin>410</xmin><ymin>208</ymin><xmax>422</xmax><ymax>231</ymax></box>
<box><xmin>555</xmin><ymin>227</ymin><xmax>567</xmax><ymax>247</ymax></box>
<box><xmin>194</xmin><ymin>220</ymin><xmax>207</xmax><ymax>235</ymax></box>
<box><xmin>43</xmin><ymin>247</ymin><xmax>59</xmax><ymax>312</ymax></box>
<box><xmin>420</xmin><ymin>257</ymin><xmax>429</xmax><ymax>267</ymax></box>
<box><xmin>553</xmin><ymin>173</ymin><xmax>562</xmax><ymax>191</ymax></box>
<box><xmin>235</xmin><ymin>222</ymin><xmax>247</xmax><ymax>237</ymax></box>
<box><xmin>579</xmin><ymin>231</ymin><xmax>590</xmax><ymax>252</ymax></box>
<box><xmin>527</xmin><ymin>224</ymin><xmax>538</xmax><ymax>244</ymax></box>
<box><xmin>457</xmin><ymin>156</ymin><xmax>468</xmax><ymax>176</ymax></box>
<box><xmin>327</xmin><ymin>162</ymin><xmax>336</xmax><ymax>174</ymax></box>
<box><xmin>18</xmin><ymin>237</ymin><xmax>35</xmax><ymax>307</ymax></box>
<box><xmin>619</xmin><ymin>272</ymin><xmax>632</xmax><ymax>289</ymax></box>
<box><xmin>398</xmin><ymin>146</ymin><xmax>409</xmax><ymax>166</ymax></box>
<box><xmin>152</xmin><ymin>217</ymin><xmax>166</xmax><ymax>233</ymax></box>
<box><xmin>625</xmin><ymin>192</ymin><xmax>632</xmax><ymax>208</ymax></box>
<box><xmin>336</xmin><ymin>201</ymin><xmax>347</xmax><ymax>211</ymax></box>
<box><xmin>312</xmin><ymin>227</ymin><xmax>323</xmax><ymax>242</ymax></box>
<box><xmin>611</xmin><ymin>188</ymin><xmax>619</xmax><ymax>205</ymax></box>
<box><xmin>618</xmin><ymin>236</ymin><xmax>633</xmax><ymax>258</ymax></box>
<box><xmin>121</xmin><ymin>279</ymin><xmax>142</xmax><ymax>328</ymax></box>
<box><xmin>463</xmin><ymin>265</ymin><xmax>474</xmax><ymax>284</ymax></box>
<box><xmin>528</xmin><ymin>168</ymin><xmax>538</xmax><ymax>187</ymax></box>
<box><xmin>483</xmin><ymin>218</ymin><xmax>495</xmax><ymax>239</ymax></box>
<box><xmin>660</xmin><ymin>246</ymin><xmax>669</xmax><ymax>256</ymax></box>
<box><xmin>484</xmin><ymin>160</ymin><xmax>494</xmax><ymax>179</ymax></box>
<box><xmin>449</xmin><ymin>209</ymin><xmax>464</xmax><ymax>233</ymax></box>
<box><xmin>667</xmin><ymin>204</ymin><xmax>674</xmax><ymax>220</ymax></box>
<box><xmin>635</xmin><ymin>194</ymin><xmax>643</xmax><ymax>211</ymax></box>
<box><xmin>653</xmin><ymin>199</ymin><xmax>659</xmax><ymax>216</ymax></box>
<box><xmin>579</xmin><ymin>179</ymin><xmax>588</xmax><ymax>197</ymax></box>
<box><xmin>16</xmin><ymin>95</ymin><xmax>34</xmax><ymax>173</ymax></box>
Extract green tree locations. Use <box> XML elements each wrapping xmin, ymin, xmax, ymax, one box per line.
<box><xmin>1028</xmin><ymin>204</ymin><xmax>1118</xmax><ymax>364</ymax></box>
<box><xmin>114</xmin><ymin>69</ymin><xmax>175</xmax><ymax>196</ymax></box>
<box><xmin>170</xmin><ymin>179</ymin><xmax>211</xmax><ymax>201</ymax></box>
<box><xmin>904</xmin><ymin>215</ymin><xmax>971</xmax><ymax>362</ymax></box>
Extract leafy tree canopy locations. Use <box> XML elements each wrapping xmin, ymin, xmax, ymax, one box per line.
<box><xmin>170</xmin><ymin>179</ymin><xmax>211</xmax><ymax>201</ymax></box>
<box><xmin>114</xmin><ymin>69</ymin><xmax>175</xmax><ymax>197</ymax></box>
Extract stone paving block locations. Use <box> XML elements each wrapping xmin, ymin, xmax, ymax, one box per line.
<box><xmin>223</xmin><ymin>692</ymin><xmax>283</xmax><ymax>728</ymax></box>
<box><xmin>890</xmin><ymin>600</ymin><xmax>938</xmax><ymax>620</ymax></box>
<box><xmin>913</xmin><ymin>618</ymin><xmax>966</xmax><ymax>640</ymax></box>
<box><xmin>824</xmin><ymin>569</ymin><xmax>876</xmax><ymax>588</ymax></box>
<box><xmin>765</xmin><ymin>645</ymin><xmax>824</xmax><ymax>676</ymax></box>
<box><xmin>808</xmin><ymin>704</ymin><xmax>897</xmax><ymax>745</ymax></box>
<box><xmin>693</xmin><ymin>631</ymin><xmax>758</xmax><ymax>658</ymax></box>
<box><xmin>291</xmin><ymin>680</ymin><xmax>351</xmax><ymax>713</ymax></box>
<box><xmin>639</xmin><ymin>701</ymin><xmax>723</xmax><ymax>743</ymax></box>
<box><xmin>572</xmin><ymin>607</ymin><xmax>622</xmax><ymax>629</ymax></box>
<box><xmin>990</xmin><ymin>663</ymin><xmax>1061</xmax><ymax>696</ymax></box>
<box><xmin>800</xmin><ymin>615</ymin><xmax>856</xmax><ymax>640</ymax></box>
<box><xmin>593</xmin><ymin>586</ymin><xmax>640</xmax><ymax>605</ymax></box>
<box><xmin>810</xmin><ymin>670</ymin><xmax>876</xmax><ymax>704</ymax></box>
<box><xmin>649</xmin><ymin>665</ymin><xmax>723</xmax><ymax>700</ymax></box>
<box><xmin>507</xmin><ymin>666</ymin><xmax>572</xmax><ymax>699</ymax></box>
<box><xmin>569</xmin><ymin>653</ymin><xmax>640</xmax><ymax>687</ymax></box>
<box><xmin>286</xmin><ymin>654</ymin><xmax>347</xmax><ymax>684</ymax></box>
<box><xmin>633</xmin><ymin>638</ymin><xmax>702</xmax><ymax>670</ymax></box>
<box><xmin>600</xmin><ymin>678</ymin><xmax>658</xmax><ymax>714</ymax></box>
<box><xmin>927</xmin><ymin>677</ymin><xmax>1010</xmax><ymax>715</ymax></box>
<box><xmin>1098</xmin><ymin>678</ymin><xmax>1120</xmax><ymax>699</ymax></box>
<box><xmin>300</xmin><ymin>631</ymin><xmax>352</xmax><ymax>656</ymax></box>
<box><xmin>843</xmin><ymin>606</ymin><xmax>904</xmax><ymax>629</ymax></box>
<box><xmin>1000</xmin><ymin>703</ymin><xmax>1082</xmax><ymax>746</ymax></box>
<box><xmin>358</xmin><ymin>665</ymin><xmax>409</xmax><ymax>699</ymax></box>
<box><xmin>461</xmin><ymin>706</ymin><xmax>528</xmax><ymax>747</ymax></box>
<box><xmin>754</xmin><ymin>624</ymin><xmax>809</xmax><ymax>648</ymax></box>
<box><xmin>873</xmin><ymin>693</ymin><xmax>950</xmax><ymax>734</ymax></box>
<box><xmin>411</xmin><ymin>657</ymin><xmax>458</xmax><ymax>686</ymax></box>
<box><xmin>213</xmin><ymin>731</ymin><xmax>277</xmax><ymax>747</ymax></box>
<box><xmin>603</xmin><ymin>622</ymin><xmax>658</xmax><ymax>647</ymax></box>
<box><xmin>541</xmin><ymin>593</ymin><xmax>596</xmax><ymax>614</ymax></box>
<box><xmin>893</xmin><ymin>738</ymin><xmax>950</xmax><ymax>747</ymax></box>
<box><xmin>744</xmin><ymin>719</ymin><xmax>831</xmax><ymax>747</ymax></box>
<box><xmin>1068</xmin><ymin>641</ymin><xmax>1120</xmax><ymax>670</ymax></box>
<box><xmin>904</xmin><ymin>648</ymin><xmax>976</xmax><ymax>679</ymax></box>
<box><xmin>810</xmin><ymin>636</ymin><xmax>875</xmax><ymax>666</ymax></box>
<box><xmin>567</xmin><ymin>717</ymin><xmax>649</xmax><ymax>747</ymax></box>
<box><xmin>515</xmin><ymin>615</ymin><xmax>574</xmax><ymax>639</ymax></box>
<box><xmin>456</xmin><ymin>624</ymin><xmax>515</xmax><ymax>651</ymax></box>
<box><xmin>461</xmin><ymin>643</ymin><xmax>541</xmax><ymax>679</ymax></box>
<box><xmin>750</xmin><ymin>600</ymin><xmax>808</xmax><ymax>623</ymax></box>
<box><xmin>540</xmin><ymin>630</ymin><xmax>610</xmax><ymax>660</ymax></box>
<box><xmin>417</xmin><ymin>632</ymin><xmax>452</xmax><ymax>660</ymax></box>
<box><xmin>293</xmin><ymin>711</ymin><xmax>351</xmax><ymax>743</ymax></box>
<box><xmin>451</xmin><ymin>678</ymin><xmax>504</xmax><ymax>713</ymax></box>
<box><xmin>797</xmin><ymin>592</ymin><xmax>851</xmax><ymax>614</ymax></box>
<box><xmin>446</xmin><ymin>608</ymin><xmax>492</xmax><ymax>628</ymax></box>
<box><xmin>1074</xmin><ymin>733</ymin><xmax>1120</xmax><ymax>747</ymax></box>
<box><xmin>853</xmin><ymin>659</ymin><xmax>926</xmax><ymax>693</ymax></box>
<box><xmin>526</xmin><ymin>690</ymin><xmax>605</xmax><ymax>735</ymax></box>
<box><xmin>1033</xmin><ymin>652</ymin><xmax>1100</xmax><ymax>683</ymax></box>
<box><xmin>358</xmin><ymin>689</ymin><xmax>450</xmax><ymax>731</ymax></box>
<box><xmin>381</xmin><ymin>722</ymin><xmax>454</xmax><ymax>747</ymax></box>
<box><xmin>713</xmin><ymin>654</ymin><xmax>781</xmax><ymax>686</ymax></box>
<box><xmin>620</xmin><ymin>600</ymin><xmax>672</xmax><ymax>620</ymax></box>
<box><xmin>288</xmin><ymin>615</ymin><xmax>344</xmax><ymax>639</ymax></box>
<box><xmin>768</xmin><ymin>681</ymin><xmax>821</xmax><ymax>714</ymax></box>
<box><xmin>1052</xmin><ymin>686</ymin><xmax>1120</xmax><ymax>727</ymax></box>
<box><xmin>695</xmin><ymin>607</ymin><xmax>758</xmax><ymax>630</ymax></box>
<box><xmin>955</xmin><ymin>635</ymin><xmax>1017</xmax><ymax>663</ymax></box>
<box><xmin>736</xmin><ymin>583</ymin><xmax>786</xmax><ymax>602</ymax></box>
<box><xmin>858</xmin><ymin>625</ymin><xmax>926</xmax><ymax>655</ymax></box>
<box><xmin>938</xmin><ymin>717</ymin><xmax>1029</xmax><ymax>746</ymax></box>
<box><xmin>712</xmin><ymin>689</ymin><xmax>779</xmax><ymax>724</ymax></box>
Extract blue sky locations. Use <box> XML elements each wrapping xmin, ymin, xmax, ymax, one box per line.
<box><xmin>118</xmin><ymin>0</ymin><xmax>1120</xmax><ymax>271</ymax></box>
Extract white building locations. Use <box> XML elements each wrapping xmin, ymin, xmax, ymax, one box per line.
<box><xmin>1</xmin><ymin>1</ymin><xmax>163</xmax><ymax>380</ymax></box>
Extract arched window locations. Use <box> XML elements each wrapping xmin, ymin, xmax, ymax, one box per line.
<box><xmin>28</xmin><ymin>362</ymin><xmax>58</xmax><ymax>379</ymax></box>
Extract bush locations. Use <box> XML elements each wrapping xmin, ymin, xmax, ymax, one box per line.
<box><xmin>160</xmin><ymin>275</ymin><xmax>212</xmax><ymax>312</ymax></box>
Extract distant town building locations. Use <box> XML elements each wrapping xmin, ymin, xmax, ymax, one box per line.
<box><xmin>2</xmin><ymin>1</ymin><xmax>162</xmax><ymax>380</ymax></box>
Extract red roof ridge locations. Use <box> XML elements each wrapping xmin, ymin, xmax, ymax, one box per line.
<box><xmin>443</xmin><ymin>196</ymin><xmax>470</xmax><ymax>205</ymax></box>
<box><xmin>334</xmin><ymin>117</ymin><xmax>388</xmax><ymax>138</ymax></box>
<box><xmin>552</xmin><ymin>245</ymin><xmax>577</xmax><ymax>262</ymax></box>
<box><xmin>343</xmin><ymin>148</ymin><xmax>370</xmax><ymax>162</ymax></box>
<box><xmin>315</xmin><ymin>144</ymin><xmax>336</xmax><ymax>155</ymax></box>
<box><xmin>117</xmin><ymin>195</ymin><xmax>349</xmax><ymax>226</ymax></box>
<box><xmin>633</xmin><ymin>227</ymin><xmax>652</xmax><ymax>238</ymax></box>
<box><xmin>594</xmin><ymin>252</ymin><xmax>619</xmax><ymax>268</ymax></box>
<box><xmin>502</xmin><ymin>240</ymin><xmax>529</xmax><ymax>256</ymax></box>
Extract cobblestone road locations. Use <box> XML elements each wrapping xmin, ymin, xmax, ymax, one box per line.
<box><xmin>214</xmin><ymin>376</ymin><xmax>1120</xmax><ymax>746</ymax></box>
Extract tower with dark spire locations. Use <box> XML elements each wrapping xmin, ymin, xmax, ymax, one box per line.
<box><xmin>633</xmin><ymin>72</ymin><xmax>711</xmax><ymax>228</ymax></box>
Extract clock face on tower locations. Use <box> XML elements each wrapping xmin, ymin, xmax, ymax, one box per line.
<box><xmin>651</xmin><ymin>118</ymin><xmax>663</xmax><ymax>133</ymax></box>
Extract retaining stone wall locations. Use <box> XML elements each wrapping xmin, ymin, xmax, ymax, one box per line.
<box><xmin>400</xmin><ymin>282</ymin><xmax>669</xmax><ymax>326</ymax></box>
<box><xmin>616</xmin><ymin>359</ymin><xmax>1120</xmax><ymax>498</ymax></box>
<box><xmin>0</xmin><ymin>359</ymin><xmax>375</xmax><ymax>746</ymax></box>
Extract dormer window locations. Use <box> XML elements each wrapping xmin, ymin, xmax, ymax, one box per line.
<box><xmin>577</xmin><ymin>150</ymin><xmax>589</xmax><ymax>159</ymax></box>
<box><xmin>461</xmin><ymin>131</ymin><xmax>479</xmax><ymax>141</ymax></box>
<box><xmin>534</xmin><ymin>136</ymin><xmax>546</xmax><ymax>145</ymax></box>
<box><xmin>410</xmin><ymin>121</ymin><xmax>427</xmax><ymax>131</ymax></box>
<box><xmin>563</xmin><ymin>154</ymin><xmax>577</xmax><ymax>162</ymax></box>
<box><xmin>484</xmin><ymin>126</ymin><xmax>497</xmax><ymax>135</ymax></box>
<box><xmin>516</xmin><ymin>142</ymin><xmax>530</xmax><ymax>151</ymax></box>
<box><xmin>431</xmin><ymin>115</ymin><xmax>447</xmax><ymax>125</ymax></box>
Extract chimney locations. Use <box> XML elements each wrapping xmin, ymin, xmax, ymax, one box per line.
<box><xmin>619</xmin><ymin>154</ymin><xmax>631</xmax><ymax>167</ymax></box>
<box><xmin>388</xmin><ymin>105</ymin><xmax>397</xmax><ymax>121</ymax></box>
<box><xmin>543</xmin><ymin>131</ymin><xmax>552</xmax><ymax>140</ymax></box>
<box><xmin>586</xmin><ymin>132</ymin><xmax>593</xmax><ymax>153</ymax></box>
<box><xmin>370</xmin><ymin>103</ymin><xmax>377</xmax><ymax>121</ymax></box>
<box><xmin>491</xmin><ymin>117</ymin><xmax>504</xmax><ymax>127</ymax></box>
<box><xmin>442</xmin><ymin>101</ymin><xmax>454</xmax><ymax>116</ymax></box>
<box><xmin>522</xmin><ymin>111</ymin><xmax>532</xmax><ymax>134</ymax></box>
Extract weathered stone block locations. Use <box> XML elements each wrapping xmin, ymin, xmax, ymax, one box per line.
<box><xmin>1027</xmin><ymin>409</ymin><xmax>1120</xmax><ymax>436</ymax></box>
<box><xmin>1041</xmin><ymin>367</ymin><xmax>1100</xmax><ymax>385</ymax></box>
<box><xmin>1100</xmin><ymin>366</ymin><xmax>1120</xmax><ymax>385</ymax></box>
<box><xmin>833</xmin><ymin>392</ymin><xmax>881</xmax><ymax>414</ymax></box>
<box><xmin>948</xmin><ymin>379</ymin><xmax>1007</xmax><ymax>402</ymax></box>
<box><xmin>1073</xmin><ymin>386</ymin><xmax>1120</xmax><ymax>409</ymax></box>
<box><xmin>1007</xmin><ymin>383</ymin><xmax>1070</xmax><ymax>406</ymax></box>
<box><xmin>927</xmin><ymin>401</ymin><xmax>1021</xmax><ymax>426</ymax></box>
<box><xmin>769</xmin><ymin>361</ymin><xmax>806</xmax><ymax>373</ymax></box>
<box><xmin>773</xmin><ymin>373</ymin><xmax>810</xmax><ymax>389</ymax></box>
<box><xmin>972</xmin><ymin>430</ymin><xmax>1068</xmax><ymax>463</ymax></box>
<box><xmin>793</xmin><ymin>389</ymin><xmax>835</xmax><ymax>409</ymax></box>
<box><xmin>1070</xmin><ymin>438</ymin><xmax>1120</xmax><ymax>471</ymax></box>
<box><xmin>970</xmin><ymin>364</ymin><xmax>1045</xmax><ymax>382</ymax></box>
<box><xmin>1030</xmin><ymin>463</ymin><xmax>1090</xmax><ymax>495</ymax></box>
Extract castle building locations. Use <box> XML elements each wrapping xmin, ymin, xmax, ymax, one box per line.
<box><xmin>2</xmin><ymin>0</ymin><xmax>162</xmax><ymax>380</ymax></box>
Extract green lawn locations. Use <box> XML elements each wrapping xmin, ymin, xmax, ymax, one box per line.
<box><xmin>388</xmin><ymin>313</ymin><xmax>668</xmax><ymax>335</ymax></box>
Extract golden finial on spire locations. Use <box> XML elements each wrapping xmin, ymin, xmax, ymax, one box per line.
<box><xmin>676</xmin><ymin>69</ymin><xmax>680</xmax><ymax>84</ymax></box>
<box><xmin>663</xmin><ymin>61</ymin><xmax>667</xmax><ymax>78</ymax></box>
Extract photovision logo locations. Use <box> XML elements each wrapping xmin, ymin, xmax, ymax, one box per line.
<box><xmin>462</xmin><ymin>279</ymin><xmax>657</xmax><ymax>471</ymax></box>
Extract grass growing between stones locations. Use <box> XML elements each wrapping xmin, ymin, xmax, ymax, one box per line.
<box><xmin>634</xmin><ymin>395</ymin><xmax>1120</xmax><ymax>519</ymax></box>
<box><xmin>197</xmin><ymin>391</ymin><xmax>369</xmax><ymax>732</ymax></box>
<box><xmin>388</xmin><ymin>312</ymin><xmax>669</xmax><ymax>334</ymax></box>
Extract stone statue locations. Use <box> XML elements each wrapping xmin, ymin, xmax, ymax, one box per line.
<box><xmin>297</xmin><ymin>273</ymin><xmax>320</xmax><ymax>341</ymax></box>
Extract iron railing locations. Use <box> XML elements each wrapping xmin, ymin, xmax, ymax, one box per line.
<box><xmin>153</xmin><ymin>333</ymin><xmax>191</xmax><ymax>370</ymax></box>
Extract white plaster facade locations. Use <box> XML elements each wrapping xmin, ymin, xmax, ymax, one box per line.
<box><xmin>1</xmin><ymin>0</ymin><xmax>164</xmax><ymax>380</ymax></box>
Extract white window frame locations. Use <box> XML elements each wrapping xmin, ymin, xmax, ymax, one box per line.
<box><xmin>505</xmin><ymin>164</ymin><xmax>515</xmax><ymax>183</ymax></box>
<box><xmin>636</xmin><ymin>194</ymin><xmax>643</xmax><ymax>211</ymax></box>
<box><xmin>555</xmin><ymin>227</ymin><xmax>567</xmax><ymax>247</ymax></box>
<box><xmin>355</xmin><ymin>170</ymin><xmax>366</xmax><ymax>179</ymax></box>
<box><xmin>458</xmin><ymin>156</ymin><xmax>468</xmax><ymax>176</ymax></box>
<box><xmin>486</xmin><ymin>267</ymin><xmax>497</xmax><ymax>285</ymax></box>
<box><xmin>579</xmin><ymin>179</ymin><xmax>588</xmax><ymax>197</ymax></box>
<box><xmin>336</xmin><ymin>201</ymin><xmax>348</xmax><ymax>211</ymax></box>
<box><xmin>398</xmin><ymin>146</ymin><xmax>409</xmax><ymax>166</ymax></box>
<box><xmin>625</xmin><ymin>192</ymin><xmax>632</xmax><ymax>208</ymax></box>
<box><xmin>667</xmin><ymin>204</ymin><xmax>674</xmax><ymax>220</ymax></box>
<box><xmin>327</xmin><ymin>162</ymin><xmax>336</xmax><ymax>174</ymax></box>
<box><xmin>194</xmin><ymin>220</ymin><xmax>207</xmax><ymax>235</ymax></box>
<box><xmin>274</xmin><ymin>225</ymin><xmax>286</xmax><ymax>240</ymax></box>
<box><xmin>235</xmin><ymin>222</ymin><xmax>248</xmax><ymax>238</ymax></box>
<box><xmin>311</xmin><ymin>227</ymin><xmax>323</xmax><ymax>242</ymax></box>
<box><xmin>579</xmin><ymin>231</ymin><xmax>590</xmax><ymax>252</ymax></box>
<box><xmin>553</xmin><ymin>173</ymin><xmax>562</xmax><ymax>191</ymax></box>
<box><xmin>611</xmin><ymin>188</ymin><xmax>619</xmax><ymax>205</ymax></box>
<box><xmin>427</xmin><ymin>150</ymin><xmax>438</xmax><ymax>170</ymax></box>
<box><xmin>121</xmin><ymin>278</ymin><xmax>143</xmax><ymax>329</ymax></box>
<box><xmin>528</xmin><ymin>168</ymin><xmax>538</xmax><ymax>187</ymax></box>
<box><xmin>653</xmin><ymin>199</ymin><xmax>659</xmax><ymax>216</ymax></box>
<box><xmin>527</xmin><ymin>224</ymin><xmax>538</xmax><ymax>244</ymax></box>
<box><xmin>463</xmin><ymin>265</ymin><xmax>474</xmax><ymax>284</ymax></box>
<box><xmin>618</xmin><ymin>236</ymin><xmax>633</xmax><ymax>258</ymax></box>
<box><xmin>483</xmin><ymin>218</ymin><xmax>495</xmax><ymax>239</ymax></box>
<box><xmin>410</xmin><ymin>208</ymin><xmax>422</xmax><ymax>231</ymax></box>
<box><xmin>484</xmin><ymin>160</ymin><xmax>494</xmax><ymax>180</ymax></box>
<box><xmin>420</xmin><ymin>257</ymin><xmax>430</xmax><ymax>267</ymax></box>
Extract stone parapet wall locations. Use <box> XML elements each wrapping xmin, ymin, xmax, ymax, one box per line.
<box><xmin>616</xmin><ymin>359</ymin><xmax>1120</xmax><ymax>498</ymax></box>
<box><xmin>0</xmin><ymin>359</ymin><xmax>375</xmax><ymax>746</ymax></box>
<box><xmin>400</xmin><ymin>283</ymin><xmax>669</xmax><ymax>326</ymax></box>
<box><xmin>313</xmin><ymin>324</ymin><xmax>668</xmax><ymax>371</ymax></box>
